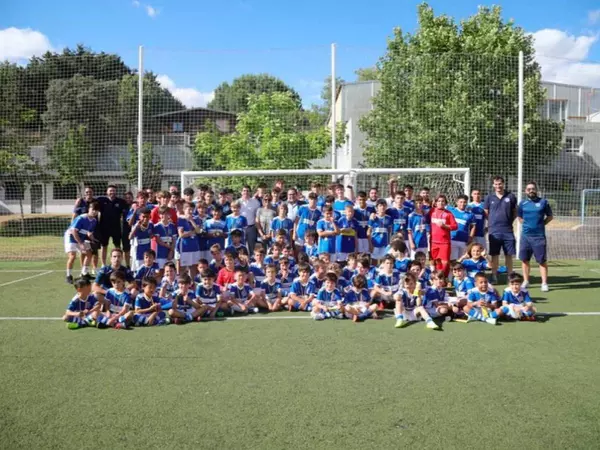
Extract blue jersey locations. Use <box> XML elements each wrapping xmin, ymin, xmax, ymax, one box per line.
<box><xmin>354</xmin><ymin>205</ymin><xmax>375</xmax><ymax>239</ymax></box>
<box><xmin>173</xmin><ymin>289</ymin><xmax>196</xmax><ymax>310</ymax></box>
<box><xmin>467</xmin><ymin>288</ymin><xmax>499</xmax><ymax>305</ymax></box>
<box><xmin>344</xmin><ymin>288</ymin><xmax>371</xmax><ymax>305</ymax></box>
<box><xmin>342</xmin><ymin>267</ymin><xmax>355</xmax><ymax>282</ymax></box>
<box><xmin>461</xmin><ymin>258</ymin><xmax>489</xmax><ymax>278</ymax></box>
<box><xmin>277</xmin><ymin>271</ymin><xmax>295</xmax><ymax>291</ymax></box>
<box><xmin>94</xmin><ymin>265</ymin><xmax>134</xmax><ymax>290</ymax></box>
<box><xmin>375</xmin><ymin>270</ymin><xmax>401</xmax><ymax>293</ymax></box>
<box><xmin>159</xmin><ymin>277</ymin><xmax>179</xmax><ymax>299</ymax></box>
<box><xmin>453</xmin><ymin>276</ymin><xmax>475</xmax><ymax>295</ymax></box>
<box><xmin>105</xmin><ymin>289</ymin><xmax>132</xmax><ymax>313</ymax></box>
<box><xmin>316</xmin><ymin>287</ymin><xmax>343</xmax><ymax>306</ymax></box>
<box><xmin>203</xmin><ymin>218</ymin><xmax>227</xmax><ymax>250</ymax></box>
<box><xmin>229</xmin><ymin>283</ymin><xmax>253</xmax><ymax>303</ymax></box>
<box><xmin>249</xmin><ymin>262</ymin><xmax>267</xmax><ymax>285</ymax></box>
<box><xmin>68</xmin><ymin>214</ymin><xmax>97</xmax><ymax>244</ymax></box>
<box><xmin>467</xmin><ymin>202</ymin><xmax>486</xmax><ymax>238</ymax></box>
<box><xmin>350</xmin><ymin>273</ymin><xmax>375</xmax><ymax>290</ymax></box>
<box><xmin>289</xmin><ymin>278</ymin><xmax>317</xmax><ymax>298</ymax></box>
<box><xmin>264</xmin><ymin>255</ymin><xmax>280</xmax><ymax>266</ymax></box>
<box><xmin>309</xmin><ymin>274</ymin><xmax>326</xmax><ymax>291</ymax></box>
<box><xmin>270</xmin><ymin>217</ymin><xmax>294</xmax><ymax>241</ymax></box>
<box><xmin>295</xmin><ymin>206</ymin><xmax>322</xmax><ymax>240</ymax></box>
<box><xmin>131</xmin><ymin>222</ymin><xmax>155</xmax><ymax>260</ymax></box>
<box><xmin>209</xmin><ymin>259</ymin><xmax>225</xmax><ymax>275</ymax></box>
<box><xmin>316</xmin><ymin>219</ymin><xmax>337</xmax><ymax>254</ymax></box>
<box><xmin>423</xmin><ymin>287</ymin><xmax>449</xmax><ymax>307</ymax></box>
<box><xmin>134</xmin><ymin>293</ymin><xmax>161</xmax><ymax>310</ymax></box>
<box><xmin>386</xmin><ymin>206</ymin><xmax>408</xmax><ymax>238</ymax></box>
<box><xmin>260</xmin><ymin>280</ymin><xmax>282</xmax><ymax>301</ymax></box>
<box><xmin>225</xmin><ymin>214</ymin><xmax>248</xmax><ymax>245</ymax></box>
<box><xmin>368</xmin><ymin>215</ymin><xmax>392</xmax><ymax>248</ymax></box>
<box><xmin>333</xmin><ymin>198</ymin><xmax>353</xmax><ymax>213</ymax></box>
<box><xmin>153</xmin><ymin>222</ymin><xmax>177</xmax><ymax>260</ymax></box>
<box><xmin>177</xmin><ymin>217</ymin><xmax>201</xmax><ymax>253</ymax></box>
<box><xmin>403</xmin><ymin>199</ymin><xmax>415</xmax><ymax>214</ymax></box>
<box><xmin>303</xmin><ymin>243</ymin><xmax>319</xmax><ymax>258</ymax></box>
<box><xmin>448</xmin><ymin>207</ymin><xmax>474</xmax><ymax>243</ymax></box>
<box><xmin>134</xmin><ymin>263</ymin><xmax>160</xmax><ymax>283</ymax></box>
<box><xmin>66</xmin><ymin>294</ymin><xmax>97</xmax><ymax>312</ymax></box>
<box><xmin>502</xmin><ymin>288</ymin><xmax>532</xmax><ymax>305</ymax></box>
<box><xmin>335</xmin><ymin>217</ymin><xmax>359</xmax><ymax>254</ymax></box>
<box><xmin>73</xmin><ymin>198</ymin><xmax>92</xmax><ymax>216</ymax></box>
<box><xmin>337</xmin><ymin>277</ymin><xmax>350</xmax><ymax>293</ymax></box>
<box><xmin>397</xmin><ymin>289</ymin><xmax>418</xmax><ymax>311</ymax></box>
<box><xmin>407</xmin><ymin>212</ymin><xmax>429</xmax><ymax>248</ymax></box>
<box><xmin>518</xmin><ymin>197</ymin><xmax>553</xmax><ymax>237</ymax></box>
<box><xmin>196</xmin><ymin>284</ymin><xmax>221</xmax><ymax>306</ymax></box>
<box><xmin>218</xmin><ymin>202</ymin><xmax>232</xmax><ymax>217</ymax></box>
<box><xmin>394</xmin><ymin>257</ymin><xmax>411</xmax><ymax>273</ymax></box>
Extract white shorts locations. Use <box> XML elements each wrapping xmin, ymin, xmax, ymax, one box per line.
<box><xmin>156</xmin><ymin>258</ymin><xmax>167</xmax><ymax>269</ymax></box>
<box><xmin>451</xmin><ymin>241</ymin><xmax>467</xmax><ymax>261</ymax></box>
<box><xmin>132</xmin><ymin>260</ymin><xmax>144</xmax><ymax>271</ymax></box>
<box><xmin>403</xmin><ymin>309</ymin><xmax>418</xmax><ymax>322</ymax></box>
<box><xmin>295</xmin><ymin>237</ymin><xmax>305</xmax><ymax>246</ymax></box>
<box><xmin>64</xmin><ymin>238</ymin><xmax>91</xmax><ymax>254</ymax></box>
<box><xmin>473</xmin><ymin>236</ymin><xmax>487</xmax><ymax>249</ymax></box>
<box><xmin>199</xmin><ymin>250</ymin><xmax>211</xmax><ymax>263</ymax></box>
<box><xmin>371</xmin><ymin>246</ymin><xmax>387</xmax><ymax>260</ymax></box>
<box><xmin>179</xmin><ymin>251</ymin><xmax>200</xmax><ymax>268</ymax></box>
<box><xmin>410</xmin><ymin>247</ymin><xmax>428</xmax><ymax>259</ymax></box>
<box><xmin>357</xmin><ymin>238</ymin><xmax>370</xmax><ymax>253</ymax></box>
<box><xmin>426</xmin><ymin>307</ymin><xmax>439</xmax><ymax>318</ymax></box>
<box><xmin>335</xmin><ymin>252</ymin><xmax>349</xmax><ymax>262</ymax></box>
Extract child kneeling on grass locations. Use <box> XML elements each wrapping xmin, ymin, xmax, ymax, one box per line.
<box><xmin>63</xmin><ymin>277</ymin><xmax>101</xmax><ymax>329</ymax></box>
<box><xmin>344</xmin><ymin>274</ymin><xmax>379</xmax><ymax>322</ymax></box>
<box><xmin>312</xmin><ymin>272</ymin><xmax>344</xmax><ymax>320</ymax></box>
<box><xmin>195</xmin><ymin>269</ymin><xmax>226</xmax><ymax>320</ymax></box>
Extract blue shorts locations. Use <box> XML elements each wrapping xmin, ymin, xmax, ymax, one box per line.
<box><xmin>488</xmin><ymin>232</ymin><xmax>516</xmax><ymax>257</ymax></box>
<box><xmin>519</xmin><ymin>235</ymin><xmax>547</xmax><ymax>264</ymax></box>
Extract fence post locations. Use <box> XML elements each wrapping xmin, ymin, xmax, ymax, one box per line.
<box><xmin>137</xmin><ymin>45</ymin><xmax>144</xmax><ymax>192</ymax></box>
<box><xmin>516</xmin><ymin>51</ymin><xmax>524</xmax><ymax>254</ymax></box>
<box><xmin>331</xmin><ymin>43</ymin><xmax>337</xmax><ymax>181</ymax></box>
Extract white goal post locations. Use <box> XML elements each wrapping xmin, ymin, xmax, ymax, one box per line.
<box><xmin>180</xmin><ymin>167</ymin><xmax>471</xmax><ymax>197</ymax></box>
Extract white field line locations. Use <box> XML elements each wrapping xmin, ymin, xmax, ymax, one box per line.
<box><xmin>0</xmin><ymin>270</ymin><xmax>53</xmax><ymax>287</ymax></box>
<box><xmin>0</xmin><ymin>269</ymin><xmax>59</xmax><ymax>273</ymax></box>
<box><xmin>0</xmin><ymin>312</ymin><xmax>600</xmax><ymax>321</ymax></box>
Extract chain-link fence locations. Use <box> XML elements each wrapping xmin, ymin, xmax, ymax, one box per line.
<box><xmin>1</xmin><ymin>45</ymin><xmax>599</xmax><ymax>260</ymax></box>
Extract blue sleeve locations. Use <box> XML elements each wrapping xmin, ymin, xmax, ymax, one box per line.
<box><xmin>66</xmin><ymin>300</ymin><xmax>78</xmax><ymax>312</ymax></box>
<box><xmin>501</xmin><ymin>291</ymin><xmax>510</xmax><ymax>302</ymax></box>
<box><xmin>123</xmin><ymin>292</ymin><xmax>133</xmax><ymax>306</ymax></box>
<box><xmin>467</xmin><ymin>291</ymin><xmax>477</xmax><ymax>302</ymax></box>
<box><xmin>523</xmin><ymin>291</ymin><xmax>533</xmax><ymax>304</ymax></box>
<box><xmin>544</xmin><ymin>199</ymin><xmax>553</xmax><ymax>217</ymax></box>
<box><xmin>134</xmin><ymin>295</ymin><xmax>143</xmax><ymax>309</ymax></box>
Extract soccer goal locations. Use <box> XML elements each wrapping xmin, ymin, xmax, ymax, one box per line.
<box><xmin>180</xmin><ymin>167</ymin><xmax>470</xmax><ymax>201</ymax></box>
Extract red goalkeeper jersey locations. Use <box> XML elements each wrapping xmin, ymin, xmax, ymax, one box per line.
<box><xmin>430</xmin><ymin>208</ymin><xmax>458</xmax><ymax>244</ymax></box>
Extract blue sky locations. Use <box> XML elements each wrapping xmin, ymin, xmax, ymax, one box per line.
<box><xmin>2</xmin><ymin>0</ymin><xmax>600</xmax><ymax>107</ymax></box>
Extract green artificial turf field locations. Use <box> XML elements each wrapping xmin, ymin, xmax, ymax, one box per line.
<box><xmin>1</xmin><ymin>260</ymin><xmax>600</xmax><ymax>449</ymax></box>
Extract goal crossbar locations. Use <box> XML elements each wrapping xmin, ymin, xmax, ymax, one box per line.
<box><xmin>181</xmin><ymin>167</ymin><xmax>471</xmax><ymax>196</ymax></box>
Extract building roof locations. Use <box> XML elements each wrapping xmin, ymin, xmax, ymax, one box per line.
<box><xmin>540</xmin><ymin>151</ymin><xmax>600</xmax><ymax>177</ymax></box>
<box><xmin>152</xmin><ymin>107</ymin><xmax>236</xmax><ymax>119</ymax></box>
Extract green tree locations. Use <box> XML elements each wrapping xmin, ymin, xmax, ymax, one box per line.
<box><xmin>50</xmin><ymin>125</ymin><xmax>92</xmax><ymax>191</ymax></box>
<box><xmin>359</xmin><ymin>3</ymin><xmax>562</xmax><ymax>188</ymax></box>
<box><xmin>208</xmin><ymin>74</ymin><xmax>301</xmax><ymax>114</ymax></box>
<box><xmin>194</xmin><ymin>92</ymin><xmax>341</xmax><ymax>189</ymax></box>
<box><xmin>355</xmin><ymin>67</ymin><xmax>379</xmax><ymax>82</ymax></box>
<box><xmin>123</xmin><ymin>142</ymin><xmax>163</xmax><ymax>190</ymax></box>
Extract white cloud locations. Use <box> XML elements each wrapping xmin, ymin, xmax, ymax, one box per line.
<box><xmin>157</xmin><ymin>75</ymin><xmax>214</xmax><ymax>108</ymax></box>
<box><xmin>589</xmin><ymin>9</ymin><xmax>600</xmax><ymax>25</ymax></box>
<box><xmin>145</xmin><ymin>5</ymin><xmax>158</xmax><ymax>17</ymax></box>
<box><xmin>0</xmin><ymin>27</ymin><xmax>53</xmax><ymax>62</ymax></box>
<box><xmin>132</xmin><ymin>0</ymin><xmax>140</xmax><ymax>6</ymax></box>
<box><xmin>533</xmin><ymin>28</ymin><xmax>600</xmax><ymax>87</ymax></box>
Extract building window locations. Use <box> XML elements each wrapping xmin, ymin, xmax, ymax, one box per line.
<box><xmin>564</xmin><ymin>136</ymin><xmax>584</xmax><ymax>153</ymax></box>
<box><xmin>53</xmin><ymin>183</ymin><xmax>78</xmax><ymax>200</ymax></box>
<box><xmin>173</xmin><ymin>122</ymin><xmax>184</xmax><ymax>132</ymax></box>
<box><xmin>543</xmin><ymin>99</ymin><xmax>568</xmax><ymax>122</ymax></box>
<box><xmin>3</xmin><ymin>181</ymin><xmax>24</xmax><ymax>200</ymax></box>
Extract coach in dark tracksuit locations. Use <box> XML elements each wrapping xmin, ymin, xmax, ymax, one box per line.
<box><xmin>484</xmin><ymin>176</ymin><xmax>517</xmax><ymax>282</ymax></box>
<box><xmin>96</xmin><ymin>185</ymin><xmax>128</xmax><ymax>266</ymax></box>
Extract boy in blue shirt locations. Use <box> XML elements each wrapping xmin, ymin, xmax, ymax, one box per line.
<box><xmin>407</xmin><ymin>196</ymin><xmax>430</xmax><ymax>259</ymax></box>
<box><xmin>64</xmin><ymin>200</ymin><xmax>100</xmax><ymax>284</ymax></box>
<box><xmin>270</xmin><ymin>204</ymin><xmax>294</xmax><ymax>244</ymax></box>
<box><xmin>303</xmin><ymin>230</ymin><xmax>319</xmax><ymax>258</ymax></box>
<box><xmin>195</xmin><ymin>269</ymin><xmax>225</xmax><ymax>320</ymax></box>
<box><xmin>228</xmin><ymin>268</ymin><xmax>262</xmax><ymax>314</ymax></box>
<box><xmin>335</xmin><ymin>204</ymin><xmax>359</xmax><ymax>263</ymax></box>
<box><xmin>225</xmin><ymin>201</ymin><xmax>248</xmax><ymax>247</ymax></box>
<box><xmin>203</xmin><ymin>206</ymin><xmax>228</xmax><ymax>256</ymax></box>
<box><xmin>501</xmin><ymin>272</ymin><xmax>536</xmax><ymax>321</ymax></box>
<box><xmin>467</xmin><ymin>189</ymin><xmax>487</xmax><ymax>249</ymax></box>
<box><xmin>421</xmin><ymin>271</ymin><xmax>452</xmax><ymax>327</ymax></box>
<box><xmin>134</xmin><ymin>277</ymin><xmax>169</xmax><ymax>326</ymax></box>
<box><xmin>354</xmin><ymin>191</ymin><xmax>376</xmax><ymax>254</ymax></box>
<box><xmin>288</xmin><ymin>264</ymin><xmax>317</xmax><ymax>312</ymax></box>
<box><xmin>153</xmin><ymin>206</ymin><xmax>177</xmax><ymax>273</ymax></box>
<box><xmin>134</xmin><ymin>249</ymin><xmax>160</xmax><ymax>288</ymax></box>
<box><xmin>312</xmin><ymin>272</ymin><xmax>344</xmax><ymax>320</ymax></box>
<box><xmin>294</xmin><ymin>192</ymin><xmax>321</xmax><ymax>250</ymax></box>
<box><xmin>448</xmin><ymin>195</ymin><xmax>475</xmax><ymax>263</ymax></box>
<box><xmin>63</xmin><ymin>277</ymin><xmax>100</xmax><ymax>329</ymax></box>
<box><xmin>386</xmin><ymin>192</ymin><xmax>408</xmax><ymax>245</ymax></box>
<box><xmin>260</xmin><ymin>264</ymin><xmax>284</xmax><ymax>311</ymax></box>
<box><xmin>372</xmin><ymin>255</ymin><xmax>401</xmax><ymax>309</ymax></box>
<box><xmin>451</xmin><ymin>264</ymin><xmax>475</xmax><ymax>299</ymax></box>
<box><xmin>316</xmin><ymin>206</ymin><xmax>339</xmax><ymax>261</ymax></box>
<box><xmin>368</xmin><ymin>199</ymin><xmax>393</xmax><ymax>264</ymax></box>
<box><xmin>344</xmin><ymin>274</ymin><xmax>379</xmax><ymax>322</ymax></box>
<box><xmin>464</xmin><ymin>272</ymin><xmax>499</xmax><ymax>325</ymax></box>
<box><xmin>394</xmin><ymin>273</ymin><xmax>420</xmax><ymax>328</ymax></box>
<box><xmin>104</xmin><ymin>271</ymin><xmax>134</xmax><ymax>329</ymax></box>
<box><xmin>177</xmin><ymin>201</ymin><xmax>202</xmax><ymax>276</ymax></box>
<box><xmin>93</xmin><ymin>248</ymin><xmax>136</xmax><ymax>300</ymax></box>
<box><xmin>168</xmin><ymin>273</ymin><xmax>200</xmax><ymax>324</ymax></box>
<box><xmin>333</xmin><ymin>183</ymin><xmax>354</xmax><ymax>214</ymax></box>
